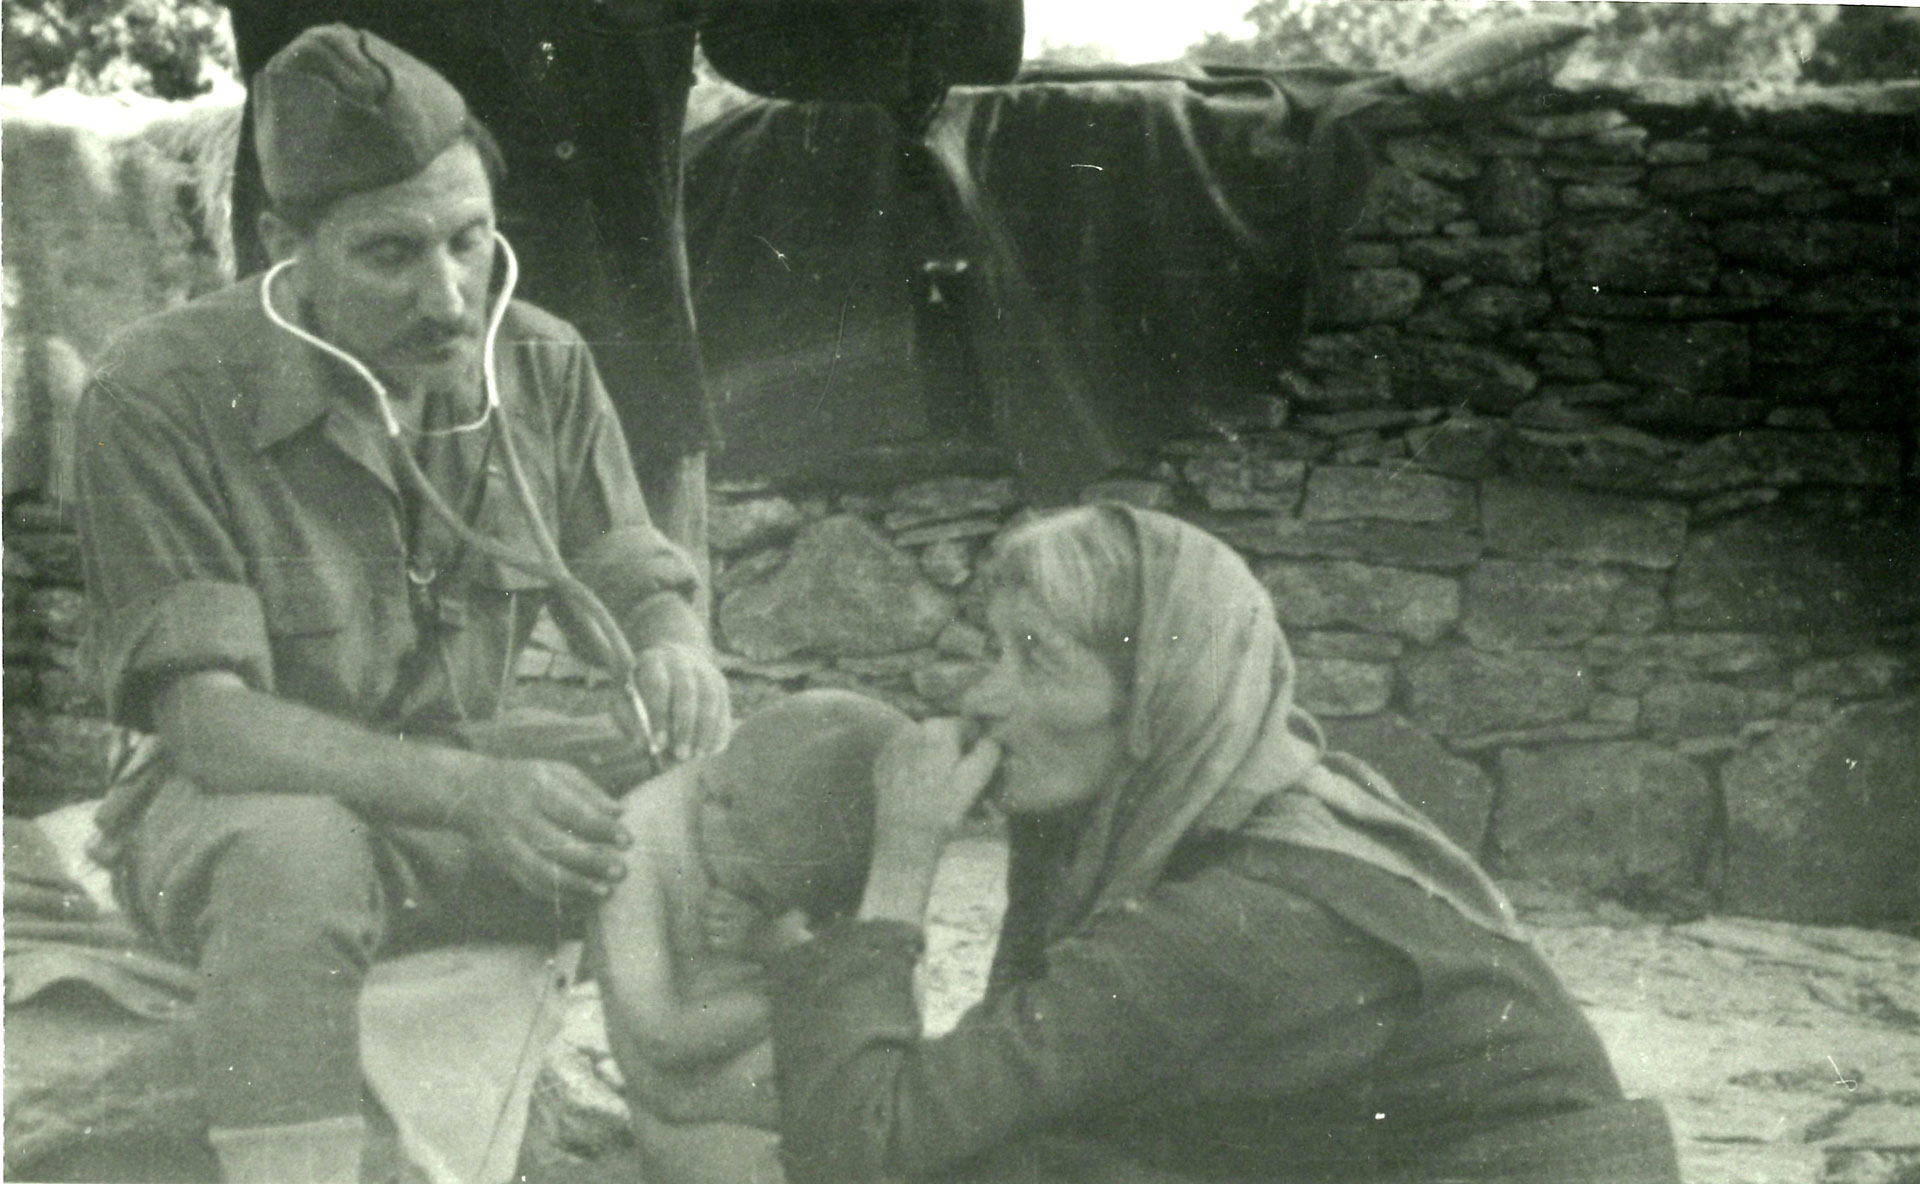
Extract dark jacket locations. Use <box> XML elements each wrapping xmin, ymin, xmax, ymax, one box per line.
<box><xmin>769</xmin><ymin>839</ymin><xmax>1679</xmax><ymax>1184</ymax></box>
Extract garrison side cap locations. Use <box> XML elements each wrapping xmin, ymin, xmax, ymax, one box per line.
<box><xmin>253</xmin><ymin>24</ymin><xmax>472</xmax><ymax>209</ymax></box>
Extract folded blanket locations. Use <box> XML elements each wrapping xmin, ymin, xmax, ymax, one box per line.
<box><xmin>5</xmin><ymin>801</ymin><xmax>574</xmax><ymax>1184</ymax></box>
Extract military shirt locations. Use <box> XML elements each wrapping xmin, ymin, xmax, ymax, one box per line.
<box><xmin>76</xmin><ymin>275</ymin><xmax>701</xmax><ymax>753</ymax></box>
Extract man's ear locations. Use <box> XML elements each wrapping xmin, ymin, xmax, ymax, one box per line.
<box><xmin>258</xmin><ymin>211</ymin><xmax>303</xmax><ymax>265</ymax></box>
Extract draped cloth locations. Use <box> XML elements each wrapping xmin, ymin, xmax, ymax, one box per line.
<box><xmin>1019</xmin><ymin>506</ymin><xmax>1520</xmax><ymax>949</ymax></box>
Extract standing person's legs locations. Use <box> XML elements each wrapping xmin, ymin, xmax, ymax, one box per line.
<box><xmin>642</xmin><ymin>449</ymin><xmax>712</xmax><ymax>621</ymax></box>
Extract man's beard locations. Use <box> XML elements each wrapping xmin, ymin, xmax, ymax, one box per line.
<box><xmin>383</xmin><ymin>323</ymin><xmax>486</xmax><ymax>411</ymax></box>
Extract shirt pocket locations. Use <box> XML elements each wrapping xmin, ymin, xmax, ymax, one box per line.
<box><xmin>471</xmin><ymin>474</ymin><xmax>557</xmax><ymax>594</ymax></box>
<box><xmin>256</xmin><ymin>562</ymin><xmax>350</xmax><ymax>637</ymax></box>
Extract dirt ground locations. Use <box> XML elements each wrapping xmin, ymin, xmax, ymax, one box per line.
<box><xmin>534</xmin><ymin>835</ymin><xmax>1920</xmax><ymax>1184</ymax></box>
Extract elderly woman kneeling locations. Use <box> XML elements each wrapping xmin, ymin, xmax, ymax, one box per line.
<box><xmin>762</xmin><ymin>505</ymin><xmax>1680</xmax><ymax>1184</ymax></box>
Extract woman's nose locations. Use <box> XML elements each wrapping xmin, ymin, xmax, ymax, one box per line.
<box><xmin>959</xmin><ymin>658</ymin><xmax>1010</xmax><ymax>720</ymax></box>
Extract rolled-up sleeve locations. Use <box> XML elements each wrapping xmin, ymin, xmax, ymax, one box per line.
<box><xmin>75</xmin><ymin>371</ymin><xmax>273</xmax><ymax>730</ymax></box>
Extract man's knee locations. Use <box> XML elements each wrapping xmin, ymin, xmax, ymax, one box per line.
<box><xmin>195</xmin><ymin>796</ymin><xmax>385</xmax><ymax>958</ymax></box>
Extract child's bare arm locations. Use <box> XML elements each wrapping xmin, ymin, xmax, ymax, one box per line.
<box><xmin>625</xmin><ymin>1036</ymin><xmax>780</xmax><ymax>1129</ymax></box>
<box><xmin>594</xmin><ymin>773</ymin><xmax>771</xmax><ymax>1077</ymax></box>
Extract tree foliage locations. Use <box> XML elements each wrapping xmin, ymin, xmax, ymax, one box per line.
<box><xmin>3</xmin><ymin>0</ymin><xmax>235</xmax><ymax>99</ymax></box>
<box><xmin>1186</xmin><ymin>1</ymin><xmax>1875</xmax><ymax>88</ymax></box>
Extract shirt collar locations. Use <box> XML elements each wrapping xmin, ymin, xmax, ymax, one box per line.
<box><xmin>248</xmin><ymin>272</ymin><xmax>364</xmax><ymax>450</ymax></box>
<box><xmin>246</xmin><ymin>273</ymin><xmax>402</xmax><ymax>494</ymax></box>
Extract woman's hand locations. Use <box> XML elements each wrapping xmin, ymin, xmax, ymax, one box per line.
<box><xmin>700</xmin><ymin>883</ymin><xmax>762</xmax><ymax>955</ymax></box>
<box><xmin>700</xmin><ymin>889</ymin><xmax>811</xmax><ymax>962</ymax></box>
<box><xmin>872</xmin><ymin>718</ymin><xmax>1004</xmax><ymax>845</ymax></box>
<box><xmin>858</xmin><ymin>720</ymin><xmax>1002</xmax><ymax>929</ymax></box>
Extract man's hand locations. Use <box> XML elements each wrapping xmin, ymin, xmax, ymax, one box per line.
<box><xmin>455</xmin><ymin>757</ymin><xmax>632</xmax><ymax>900</ymax></box>
<box><xmin>633</xmin><ymin>642</ymin><xmax>731</xmax><ymax>762</ymax></box>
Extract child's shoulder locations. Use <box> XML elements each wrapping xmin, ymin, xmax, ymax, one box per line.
<box><xmin>621</xmin><ymin>763</ymin><xmax>702</xmax><ymax>858</ymax></box>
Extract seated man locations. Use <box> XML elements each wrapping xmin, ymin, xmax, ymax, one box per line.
<box><xmin>72</xmin><ymin>25</ymin><xmax>729</xmax><ymax>1182</ymax></box>
<box><xmin>595</xmin><ymin>689</ymin><xmax>909</xmax><ymax>1184</ymax></box>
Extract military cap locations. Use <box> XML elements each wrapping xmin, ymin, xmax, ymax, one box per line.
<box><xmin>253</xmin><ymin>24</ymin><xmax>473</xmax><ymax>209</ymax></box>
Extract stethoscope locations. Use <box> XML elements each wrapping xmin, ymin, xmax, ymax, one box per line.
<box><xmin>260</xmin><ymin>232</ymin><xmax>662</xmax><ymax>758</ymax></box>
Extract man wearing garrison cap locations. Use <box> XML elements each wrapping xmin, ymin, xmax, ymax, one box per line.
<box><xmin>73</xmin><ymin>27</ymin><xmax>730</xmax><ymax>1181</ymax></box>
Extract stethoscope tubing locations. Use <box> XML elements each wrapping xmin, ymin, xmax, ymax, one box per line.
<box><xmin>261</xmin><ymin>233</ymin><xmax>661</xmax><ymax>756</ymax></box>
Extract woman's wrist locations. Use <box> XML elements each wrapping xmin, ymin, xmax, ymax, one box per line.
<box><xmin>856</xmin><ymin>830</ymin><xmax>946</xmax><ymax>925</ymax></box>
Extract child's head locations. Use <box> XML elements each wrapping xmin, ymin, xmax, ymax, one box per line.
<box><xmin>695</xmin><ymin>689</ymin><xmax>911</xmax><ymax>921</ymax></box>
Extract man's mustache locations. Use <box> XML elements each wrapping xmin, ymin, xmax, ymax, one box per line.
<box><xmin>399</xmin><ymin>317</ymin><xmax>485</xmax><ymax>353</ymax></box>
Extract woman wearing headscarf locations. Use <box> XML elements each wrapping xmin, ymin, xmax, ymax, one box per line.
<box><xmin>762</xmin><ymin>504</ymin><xmax>1680</xmax><ymax>1184</ymax></box>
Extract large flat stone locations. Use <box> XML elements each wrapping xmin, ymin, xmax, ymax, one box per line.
<box><xmin>1480</xmin><ymin>481</ymin><xmax>1687</xmax><ymax>569</ymax></box>
<box><xmin>1326</xmin><ymin>712</ymin><xmax>1495</xmax><ymax>853</ymax></box>
<box><xmin>1670</xmin><ymin>491</ymin><xmax>1920</xmax><ymax>633</ymax></box>
<box><xmin>1403</xmin><ymin>416</ymin><xmax>1508</xmax><ymax>481</ymax></box>
<box><xmin>883</xmin><ymin>477</ymin><xmax>1019</xmax><ymax>531</ymax></box>
<box><xmin>1400</xmin><ymin>234</ymin><xmax>1543</xmax><ymax>285</ymax></box>
<box><xmin>1501</xmin><ymin>426</ymin><xmax>1679</xmax><ymax>494</ymax></box>
<box><xmin>707</xmin><ymin>496</ymin><xmax>802</xmax><ymax>556</ymax></box>
<box><xmin>1602</xmin><ymin>322</ymin><xmax>1750</xmax><ymax>395</ymax></box>
<box><xmin>1662</xmin><ymin>431</ymin><xmax>1903</xmax><ymax>495</ymax></box>
<box><xmin>1715</xmin><ymin>218</ymin><xmax>1909</xmax><ymax>276</ymax></box>
<box><xmin>1641</xmin><ymin>678</ymin><xmax>1771</xmax><ymax>740</ymax></box>
<box><xmin>1401</xmin><ymin>339</ymin><xmax>1539</xmax><ymax>412</ymax></box>
<box><xmin>1460</xmin><ymin>561</ymin><xmax>1624</xmax><ymax>651</ymax></box>
<box><xmin>1300</xmin><ymin>465</ymin><xmax>1475</xmax><ymax>525</ymax></box>
<box><xmin>1546</xmin><ymin>211</ymin><xmax>1716</xmax><ymax>295</ymax></box>
<box><xmin>1183</xmin><ymin>454</ymin><xmax>1308</xmax><ymax>512</ymax></box>
<box><xmin>1583</xmin><ymin>633</ymin><xmax>1787</xmax><ymax>676</ymax></box>
<box><xmin>1383</xmin><ymin>136</ymin><xmax>1481</xmax><ymax>182</ymax></box>
<box><xmin>718</xmin><ymin>515</ymin><xmax>954</xmax><ymax>660</ymax></box>
<box><xmin>1200</xmin><ymin>515</ymin><xmax>1482</xmax><ymax>569</ymax></box>
<box><xmin>1493</xmin><ymin>742</ymin><xmax>1714</xmax><ymax>903</ymax></box>
<box><xmin>1353</xmin><ymin>166</ymin><xmax>1467</xmax><ymax>236</ymax></box>
<box><xmin>1256</xmin><ymin>559</ymin><xmax>1459</xmax><ymax>643</ymax></box>
<box><xmin>1402</xmin><ymin>646</ymin><xmax>1593</xmax><ymax>736</ymax></box>
<box><xmin>1722</xmin><ymin>699</ymin><xmax>1920</xmax><ymax>925</ymax></box>
<box><xmin>1473</xmin><ymin>157</ymin><xmax>1550</xmax><ymax>232</ymax></box>
<box><xmin>1326</xmin><ymin>267</ymin><xmax>1423</xmax><ymax>326</ymax></box>
<box><xmin>1430</xmin><ymin>284</ymin><xmax>1553</xmax><ymax>337</ymax></box>
<box><xmin>1294</xmin><ymin>658</ymin><xmax>1392</xmax><ymax>717</ymax></box>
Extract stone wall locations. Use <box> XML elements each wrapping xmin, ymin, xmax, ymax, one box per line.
<box><xmin>693</xmin><ymin>83</ymin><xmax>1920</xmax><ymax>927</ymax></box>
<box><xmin>4</xmin><ymin>81</ymin><xmax>1916</xmax><ymax>926</ymax></box>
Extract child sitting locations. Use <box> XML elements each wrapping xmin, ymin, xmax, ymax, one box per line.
<box><xmin>592</xmin><ymin>688</ymin><xmax>909</xmax><ymax>1184</ymax></box>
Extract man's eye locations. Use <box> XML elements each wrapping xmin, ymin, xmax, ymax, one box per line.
<box><xmin>361</xmin><ymin>242</ymin><xmax>413</xmax><ymax>269</ymax></box>
<box><xmin>451</xmin><ymin>227</ymin><xmax>491</xmax><ymax>256</ymax></box>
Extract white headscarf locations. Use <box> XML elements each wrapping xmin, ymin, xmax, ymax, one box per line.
<box><xmin>1009</xmin><ymin>505</ymin><xmax>1520</xmax><ymax>946</ymax></box>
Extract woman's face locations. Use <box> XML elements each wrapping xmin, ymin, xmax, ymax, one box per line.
<box><xmin>961</xmin><ymin>586</ymin><xmax>1129</xmax><ymax>815</ymax></box>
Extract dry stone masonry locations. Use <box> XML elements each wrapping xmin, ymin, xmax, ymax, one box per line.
<box><xmin>686</xmin><ymin>82</ymin><xmax>1920</xmax><ymax>929</ymax></box>
<box><xmin>4</xmin><ymin>80</ymin><xmax>1917</xmax><ymax>931</ymax></box>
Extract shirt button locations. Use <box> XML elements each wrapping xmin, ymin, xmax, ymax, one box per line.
<box><xmin>555</xmin><ymin>140</ymin><xmax>577</xmax><ymax>161</ymax></box>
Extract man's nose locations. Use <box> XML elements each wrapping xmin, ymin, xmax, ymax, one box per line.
<box><xmin>414</xmin><ymin>248</ymin><xmax>469</xmax><ymax>322</ymax></box>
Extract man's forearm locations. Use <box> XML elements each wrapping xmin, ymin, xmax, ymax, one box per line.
<box><xmin>157</xmin><ymin>671</ymin><xmax>490</xmax><ymax>829</ymax></box>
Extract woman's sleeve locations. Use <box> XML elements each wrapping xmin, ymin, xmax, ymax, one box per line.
<box><xmin>766</xmin><ymin>863</ymin><xmax>1412</xmax><ymax>1184</ymax></box>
